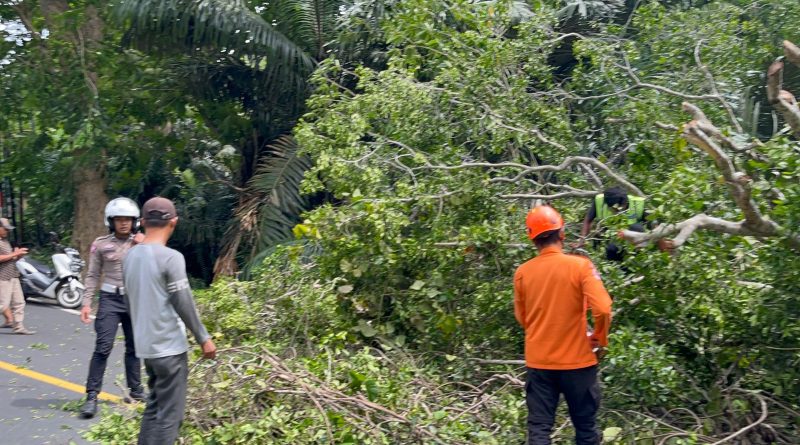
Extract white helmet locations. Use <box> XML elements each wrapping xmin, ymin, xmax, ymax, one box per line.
<box><xmin>104</xmin><ymin>197</ymin><xmax>141</xmax><ymax>230</ymax></box>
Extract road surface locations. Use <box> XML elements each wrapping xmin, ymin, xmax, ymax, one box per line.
<box><xmin>0</xmin><ymin>298</ymin><xmax>132</xmax><ymax>445</ymax></box>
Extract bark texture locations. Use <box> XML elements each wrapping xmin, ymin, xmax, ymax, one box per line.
<box><xmin>73</xmin><ymin>165</ymin><xmax>109</xmax><ymax>265</ymax></box>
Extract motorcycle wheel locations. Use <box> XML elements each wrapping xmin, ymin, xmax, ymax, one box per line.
<box><xmin>56</xmin><ymin>285</ymin><xmax>82</xmax><ymax>309</ymax></box>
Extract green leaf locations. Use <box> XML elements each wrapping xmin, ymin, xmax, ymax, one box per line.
<box><xmin>603</xmin><ymin>427</ymin><xmax>622</xmax><ymax>441</ymax></box>
<box><xmin>211</xmin><ymin>380</ymin><xmax>231</xmax><ymax>390</ymax></box>
<box><xmin>364</xmin><ymin>379</ymin><xmax>379</xmax><ymax>401</ymax></box>
<box><xmin>356</xmin><ymin>320</ymin><xmax>377</xmax><ymax>337</ymax></box>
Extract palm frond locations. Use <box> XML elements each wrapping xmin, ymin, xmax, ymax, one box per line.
<box><xmin>301</xmin><ymin>0</ymin><xmax>344</xmax><ymax>59</ymax></box>
<box><xmin>214</xmin><ymin>135</ymin><xmax>312</xmax><ymax>276</ymax></box>
<box><xmin>475</xmin><ymin>1</ymin><xmax>535</xmax><ymax>23</ymax></box>
<box><xmin>557</xmin><ymin>0</ymin><xmax>625</xmax><ymax>21</ymax></box>
<box><xmin>335</xmin><ymin>0</ymin><xmax>395</xmax><ymax>66</ymax></box>
<box><xmin>257</xmin><ymin>0</ymin><xmax>343</xmax><ymax>60</ymax></box>
<box><xmin>247</xmin><ymin>135</ymin><xmax>312</xmax><ymax>249</ymax></box>
<box><xmin>169</xmin><ymin>56</ymin><xmax>307</xmax><ymax>123</ymax></box>
<box><xmin>114</xmin><ymin>0</ymin><xmax>315</xmax><ymax>77</ymax></box>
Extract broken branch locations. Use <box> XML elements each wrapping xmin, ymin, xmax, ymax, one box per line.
<box><xmin>766</xmin><ymin>41</ymin><xmax>800</xmax><ymax>138</ymax></box>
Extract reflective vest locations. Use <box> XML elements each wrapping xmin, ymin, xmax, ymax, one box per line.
<box><xmin>595</xmin><ymin>194</ymin><xmax>645</xmax><ymax>223</ymax></box>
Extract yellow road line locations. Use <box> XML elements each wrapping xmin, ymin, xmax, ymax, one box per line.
<box><xmin>0</xmin><ymin>360</ymin><xmax>121</xmax><ymax>403</ymax></box>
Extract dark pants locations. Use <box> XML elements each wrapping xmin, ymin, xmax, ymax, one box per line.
<box><xmin>605</xmin><ymin>223</ymin><xmax>644</xmax><ymax>262</ymax></box>
<box><xmin>605</xmin><ymin>242</ymin><xmax>625</xmax><ymax>262</ymax></box>
<box><xmin>138</xmin><ymin>352</ymin><xmax>189</xmax><ymax>445</ymax></box>
<box><xmin>525</xmin><ymin>366</ymin><xmax>601</xmax><ymax>445</ymax></box>
<box><xmin>85</xmin><ymin>292</ymin><xmax>141</xmax><ymax>396</ymax></box>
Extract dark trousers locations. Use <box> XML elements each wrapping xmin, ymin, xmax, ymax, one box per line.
<box><xmin>604</xmin><ymin>222</ymin><xmax>645</xmax><ymax>262</ymax></box>
<box><xmin>605</xmin><ymin>242</ymin><xmax>625</xmax><ymax>262</ymax></box>
<box><xmin>85</xmin><ymin>292</ymin><xmax>141</xmax><ymax>395</ymax></box>
<box><xmin>525</xmin><ymin>366</ymin><xmax>601</xmax><ymax>445</ymax></box>
<box><xmin>138</xmin><ymin>352</ymin><xmax>189</xmax><ymax>445</ymax></box>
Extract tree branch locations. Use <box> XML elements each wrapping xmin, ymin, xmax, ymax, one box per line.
<box><xmin>681</xmin><ymin>102</ymin><xmax>743</xmax><ymax>153</ymax></box>
<box><xmin>655</xmin><ymin>122</ymin><xmax>680</xmax><ymax>132</ymax></box>
<box><xmin>469</xmin><ymin>358</ymin><xmax>525</xmax><ymax>366</ymax></box>
<box><xmin>707</xmin><ymin>390</ymin><xmax>768</xmax><ymax>445</ymax></box>
<box><xmin>766</xmin><ymin>59</ymin><xmax>800</xmax><ymax>138</ymax></box>
<box><xmin>501</xmin><ymin>190</ymin><xmax>598</xmax><ymax>200</ymax></box>
<box><xmin>620</xmin><ymin>214</ymin><xmax>753</xmax><ymax>248</ymax></box>
<box><xmin>10</xmin><ymin>3</ymin><xmax>42</xmax><ymax>40</ymax></box>
<box><xmin>618</xmin><ymin>58</ymin><xmax>719</xmax><ymax>100</ymax></box>
<box><xmin>681</xmin><ymin>107</ymin><xmax>776</xmax><ymax>232</ymax></box>
<box><xmin>420</xmin><ymin>156</ymin><xmax>644</xmax><ymax>197</ymax></box>
<box><xmin>784</xmin><ymin>40</ymin><xmax>800</xmax><ymax>65</ymax></box>
<box><xmin>621</xmin><ymin>100</ymin><xmax>800</xmax><ymax>249</ymax></box>
<box><xmin>580</xmin><ymin>164</ymin><xmax>604</xmax><ymax>189</ymax></box>
<box><xmin>694</xmin><ymin>40</ymin><xmax>743</xmax><ymax>133</ymax></box>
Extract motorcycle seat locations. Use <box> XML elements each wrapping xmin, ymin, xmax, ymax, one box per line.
<box><xmin>25</xmin><ymin>258</ymin><xmax>54</xmax><ymax>276</ymax></box>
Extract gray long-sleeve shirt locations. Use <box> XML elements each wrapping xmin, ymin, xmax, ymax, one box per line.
<box><xmin>123</xmin><ymin>243</ymin><xmax>210</xmax><ymax>359</ymax></box>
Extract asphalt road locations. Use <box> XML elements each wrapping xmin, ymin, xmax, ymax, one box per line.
<box><xmin>0</xmin><ymin>298</ymin><xmax>132</xmax><ymax>445</ymax></box>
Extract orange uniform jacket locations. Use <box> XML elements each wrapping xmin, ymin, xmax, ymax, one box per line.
<box><xmin>514</xmin><ymin>245</ymin><xmax>612</xmax><ymax>370</ymax></box>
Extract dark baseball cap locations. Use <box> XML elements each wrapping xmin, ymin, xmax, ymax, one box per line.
<box><xmin>141</xmin><ymin>197</ymin><xmax>178</xmax><ymax>221</ymax></box>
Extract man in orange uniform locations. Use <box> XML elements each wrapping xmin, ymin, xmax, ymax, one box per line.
<box><xmin>514</xmin><ymin>206</ymin><xmax>612</xmax><ymax>445</ymax></box>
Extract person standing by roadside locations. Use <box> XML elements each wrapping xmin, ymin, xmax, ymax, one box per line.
<box><xmin>124</xmin><ymin>197</ymin><xmax>216</xmax><ymax>445</ymax></box>
<box><xmin>79</xmin><ymin>198</ymin><xmax>145</xmax><ymax>418</ymax></box>
<box><xmin>514</xmin><ymin>206</ymin><xmax>612</xmax><ymax>445</ymax></box>
<box><xmin>0</xmin><ymin>217</ymin><xmax>34</xmax><ymax>335</ymax></box>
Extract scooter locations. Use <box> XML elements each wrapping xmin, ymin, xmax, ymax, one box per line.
<box><xmin>16</xmin><ymin>234</ymin><xmax>86</xmax><ymax>309</ymax></box>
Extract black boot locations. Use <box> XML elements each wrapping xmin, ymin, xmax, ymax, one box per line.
<box><xmin>127</xmin><ymin>388</ymin><xmax>146</xmax><ymax>403</ymax></box>
<box><xmin>79</xmin><ymin>393</ymin><xmax>98</xmax><ymax>419</ymax></box>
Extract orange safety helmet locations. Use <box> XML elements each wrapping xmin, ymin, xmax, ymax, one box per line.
<box><xmin>525</xmin><ymin>205</ymin><xmax>564</xmax><ymax>239</ymax></box>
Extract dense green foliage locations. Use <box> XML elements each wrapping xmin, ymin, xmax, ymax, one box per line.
<box><xmin>3</xmin><ymin>0</ymin><xmax>799</xmax><ymax>443</ymax></box>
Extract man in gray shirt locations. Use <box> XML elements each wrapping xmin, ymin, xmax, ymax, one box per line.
<box><xmin>124</xmin><ymin>197</ymin><xmax>216</xmax><ymax>445</ymax></box>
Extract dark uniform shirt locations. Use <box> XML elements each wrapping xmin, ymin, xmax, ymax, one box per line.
<box><xmin>0</xmin><ymin>238</ymin><xmax>20</xmax><ymax>281</ymax></box>
<box><xmin>83</xmin><ymin>234</ymin><xmax>135</xmax><ymax>307</ymax></box>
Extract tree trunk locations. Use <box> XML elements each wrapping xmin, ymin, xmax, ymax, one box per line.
<box><xmin>72</xmin><ymin>165</ymin><xmax>108</xmax><ymax>264</ymax></box>
<box><xmin>39</xmin><ymin>0</ymin><xmax>108</xmax><ymax>261</ymax></box>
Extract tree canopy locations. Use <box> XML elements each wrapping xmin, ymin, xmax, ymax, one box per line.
<box><xmin>1</xmin><ymin>0</ymin><xmax>799</xmax><ymax>443</ymax></box>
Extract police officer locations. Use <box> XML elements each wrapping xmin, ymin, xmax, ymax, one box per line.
<box><xmin>79</xmin><ymin>198</ymin><xmax>145</xmax><ymax>418</ymax></box>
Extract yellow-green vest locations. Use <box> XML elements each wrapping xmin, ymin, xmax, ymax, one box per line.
<box><xmin>595</xmin><ymin>194</ymin><xmax>645</xmax><ymax>222</ymax></box>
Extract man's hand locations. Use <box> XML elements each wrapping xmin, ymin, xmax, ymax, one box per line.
<box><xmin>13</xmin><ymin>247</ymin><xmax>28</xmax><ymax>258</ymax></box>
<box><xmin>590</xmin><ymin>338</ymin><xmax>607</xmax><ymax>361</ymax></box>
<box><xmin>595</xmin><ymin>347</ymin><xmax>608</xmax><ymax>361</ymax></box>
<box><xmin>80</xmin><ymin>305</ymin><xmax>92</xmax><ymax>324</ymax></box>
<box><xmin>132</xmin><ymin>232</ymin><xmax>146</xmax><ymax>244</ymax></box>
<box><xmin>201</xmin><ymin>339</ymin><xmax>217</xmax><ymax>360</ymax></box>
<box><xmin>657</xmin><ymin>238</ymin><xmax>676</xmax><ymax>252</ymax></box>
<box><xmin>569</xmin><ymin>239</ymin><xmax>586</xmax><ymax>250</ymax></box>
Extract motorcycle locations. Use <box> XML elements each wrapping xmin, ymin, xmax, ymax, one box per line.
<box><xmin>16</xmin><ymin>233</ymin><xmax>86</xmax><ymax>309</ymax></box>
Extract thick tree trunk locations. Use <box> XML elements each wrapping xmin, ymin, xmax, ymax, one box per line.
<box><xmin>72</xmin><ymin>165</ymin><xmax>108</xmax><ymax>264</ymax></box>
<box><xmin>39</xmin><ymin>0</ymin><xmax>108</xmax><ymax>261</ymax></box>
